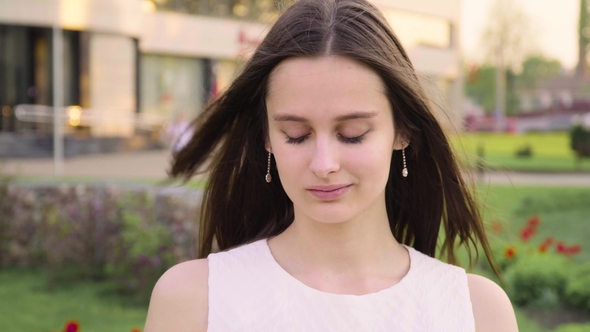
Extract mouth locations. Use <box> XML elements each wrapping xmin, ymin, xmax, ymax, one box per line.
<box><xmin>306</xmin><ymin>184</ymin><xmax>352</xmax><ymax>201</ymax></box>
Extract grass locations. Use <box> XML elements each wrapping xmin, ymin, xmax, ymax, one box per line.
<box><xmin>452</xmin><ymin>132</ymin><xmax>590</xmax><ymax>172</ymax></box>
<box><xmin>0</xmin><ymin>269</ymin><xmax>147</xmax><ymax>332</ymax></box>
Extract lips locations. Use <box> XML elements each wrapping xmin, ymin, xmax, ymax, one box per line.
<box><xmin>306</xmin><ymin>184</ymin><xmax>352</xmax><ymax>201</ymax></box>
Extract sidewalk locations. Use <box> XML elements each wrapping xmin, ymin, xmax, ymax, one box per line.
<box><xmin>1</xmin><ymin>150</ymin><xmax>172</xmax><ymax>180</ymax></box>
<box><xmin>3</xmin><ymin>150</ymin><xmax>590</xmax><ymax>186</ymax></box>
<box><xmin>473</xmin><ymin>171</ymin><xmax>590</xmax><ymax>187</ymax></box>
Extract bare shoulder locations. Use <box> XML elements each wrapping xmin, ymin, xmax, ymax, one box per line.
<box><xmin>467</xmin><ymin>273</ymin><xmax>518</xmax><ymax>332</ymax></box>
<box><xmin>144</xmin><ymin>258</ymin><xmax>209</xmax><ymax>332</ymax></box>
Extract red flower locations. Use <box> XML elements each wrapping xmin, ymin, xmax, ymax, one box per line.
<box><xmin>519</xmin><ymin>216</ymin><xmax>541</xmax><ymax>242</ymax></box>
<box><xmin>557</xmin><ymin>241</ymin><xmax>566</xmax><ymax>253</ymax></box>
<box><xmin>131</xmin><ymin>328</ymin><xmax>142</xmax><ymax>332</ymax></box>
<box><xmin>566</xmin><ymin>245</ymin><xmax>582</xmax><ymax>255</ymax></box>
<box><xmin>520</xmin><ymin>226</ymin><xmax>536</xmax><ymax>242</ymax></box>
<box><xmin>563</xmin><ymin>244</ymin><xmax>582</xmax><ymax>256</ymax></box>
<box><xmin>64</xmin><ymin>320</ymin><xmax>80</xmax><ymax>332</ymax></box>
<box><xmin>539</xmin><ymin>237</ymin><xmax>554</xmax><ymax>253</ymax></box>
<box><xmin>491</xmin><ymin>220</ymin><xmax>503</xmax><ymax>234</ymax></box>
<box><xmin>556</xmin><ymin>242</ymin><xmax>583</xmax><ymax>256</ymax></box>
<box><xmin>504</xmin><ymin>246</ymin><xmax>516</xmax><ymax>259</ymax></box>
<box><xmin>527</xmin><ymin>215</ymin><xmax>540</xmax><ymax>228</ymax></box>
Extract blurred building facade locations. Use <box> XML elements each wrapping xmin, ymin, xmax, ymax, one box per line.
<box><xmin>0</xmin><ymin>0</ymin><xmax>461</xmax><ymax>145</ymax></box>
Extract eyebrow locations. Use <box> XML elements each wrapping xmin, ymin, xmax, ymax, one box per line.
<box><xmin>273</xmin><ymin>111</ymin><xmax>378</xmax><ymax>122</ymax></box>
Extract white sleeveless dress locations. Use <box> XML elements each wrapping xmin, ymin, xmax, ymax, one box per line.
<box><xmin>207</xmin><ymin>239</ymin><xmax>475</xmax><ymax>331</ymax></box>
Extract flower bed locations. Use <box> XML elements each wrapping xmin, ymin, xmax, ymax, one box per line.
<box><xmin>0</xmin><ymin>180</ymin><xmax>201</xmax><ymax>303</ymax></box>
<box><xmin>485</xmin><ymin>215</ymin><xmax>590</xmax><ymax>329</ymax></box>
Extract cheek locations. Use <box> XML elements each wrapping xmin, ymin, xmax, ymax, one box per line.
<box><xmin>344</xmin><ymin>130</ymin><xmax>394</xmax><ymax>183</ymax></box>
<box><xmin>270</xmin><ymin>143</ymin><xmax>308</xmax><ymax>182</ymax></box>
<box><xmin>343</xmin><ymin>146</ymin><xmax>392</xmax><ymax>181</ymax></box>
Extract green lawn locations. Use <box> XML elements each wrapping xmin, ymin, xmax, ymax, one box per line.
<box><xmin>0</xmin><ymin>269</ymin><xmax>147</xmax><ymax>332</ymax></box>
<box><xmin>453</xmin><ymin>132</ymin><xmax>590</xmax><ymax>172</ymax></box>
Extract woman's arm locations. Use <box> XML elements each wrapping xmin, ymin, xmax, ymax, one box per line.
<box><xmin>144</xmin><ymin>259</ymin><xmax>209</xmax><ymax>332</ymax></box>
<box><xmin>467</xmin><ymin>273</ymin><xmax>519</xmax><ymax>332</ymax></box>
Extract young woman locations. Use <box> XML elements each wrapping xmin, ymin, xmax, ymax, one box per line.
<box><xmin>144</xmin><ymin>0</ymin><xmax>518</xmax><ymax>331</ymax></box>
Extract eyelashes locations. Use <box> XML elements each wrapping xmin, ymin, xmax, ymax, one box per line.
<box><xmin>341</xmin><ymin>134</ymin><xmax>365</xmax><ymax>144</ymax></box>
<box><xmin>285</xmin><ymin>134</ymin><xmax>309</xmax><ymax>145</ymax></box>
<box><xmin>283</xmin><ymin>132</ymin><xmax>368</xmax><ymax>145</ymax></box>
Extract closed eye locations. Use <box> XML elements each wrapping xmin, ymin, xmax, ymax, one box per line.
<box><xmin>284</xmin><ymin>133</ymin><xmax>310</xmax><ymax>145</ymax></box>
<box><xmin>338</xmin><ymin>129</ymin><xmax>370</xmax><ymax>144</ymax></box>
<box><xmin>284</xmin><ymin>131</ymin><xmax>369</xmax><ymax>145</ymax></box>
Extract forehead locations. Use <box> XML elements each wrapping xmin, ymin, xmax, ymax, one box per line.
<box><xmin>266</xmin><ymin>56</ymin><xmax>389</xmax><ymax>119</ymax></box>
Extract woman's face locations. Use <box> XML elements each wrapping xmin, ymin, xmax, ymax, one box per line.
<box><xmin>266</xmin><ymin>56</ymin><xmax>403</xmax><ymax>225</ymax></box>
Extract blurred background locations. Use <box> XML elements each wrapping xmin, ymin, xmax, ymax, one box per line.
<box><xmin>0</xmin><ymin>0</ymin><xmax>589</xmax><ymax>331</ymax></box>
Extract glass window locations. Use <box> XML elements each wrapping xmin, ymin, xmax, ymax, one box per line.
<box><xmin>0</xmin><ymin>25</ymin><xmax>79</xmax><ymax>133</ymax></box>
<box><xmin>140</xmin><ymin>54</ymin><xmax>205</xmax><ymax>121</ymax></box>
<box><xmin>214</xmin><ymin>59</ymin><xmax>241</xmax><ymax>94</ymax></box>
<box><xmin>144</xmin><ymin>0</ymin><xmax>294</xmax><ymax>23</ymax></box>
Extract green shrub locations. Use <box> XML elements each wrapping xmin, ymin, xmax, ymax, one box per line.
<box><xmin>0</xmin><ymin>169</ymin><xmax>13</xmax><ymax>267</ymax></box>
<box><xmin>505</xmin><ymin>253</ymin><xmax>570</xmax><ymax>308</ymax></box>
<box><xmin>2</xmin><ymin>183</ymin><xmax>200</xmax><ymax>303</ymax></box>
<box><xmin>553</xmin><ymin>323</ymin><xmax>590</xmax><ymax>332</ymax></box>
<box><xmin>570</xmin><ymin>124</ymin><xmax>590</xmax><ymax>158</ymax></box>
<box><xmin>104</xmin><ymin>192</ymin><xmax>175</xmax><ymax>304</ymax></box>
<box><xmin>565</xmin><ymin>263</ymin><xmax>590</xmax><ymax>313</ymax></box>
<box><xmin>515</xmin><ymin>144</ymin><xmax>533</xmax><ymax>158</ymax></box>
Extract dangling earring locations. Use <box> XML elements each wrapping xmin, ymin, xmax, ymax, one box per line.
<box><xmin>402</xmin><ymin>142</ymin><xmax>408</xmax><ymax>178</ymax></box>
<box><xmin>265</xmin><ymin>150</ymin><xmax>272</xmax><ymax>183</ymax></box>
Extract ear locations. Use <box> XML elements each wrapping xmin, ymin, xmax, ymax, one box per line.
<box><xmin>393</xmin><ymin>134</ymin><xmax>410</xmax><ymax>151</ymax></box>
<box><xmin>264</xmin><ymin>138</ymin><xmax>272</xmax><ymax>153</ymax></box>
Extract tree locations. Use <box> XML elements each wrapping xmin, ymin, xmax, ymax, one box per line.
<box><xmin>481</xmin><ymin>0</ymin><xmax>537</xmax><ymax>72</ymax></box>
<box><xmin>505</xmin><ymin>68</ymin><xmax>519</xmax><ymax>116</ymax></box>
<box><xmin>519</xmin><ymin>55</ymin><xmax>563</xmax><ymax>90</ymax></box>
<box><xmin>480</xmin><ymin>0</ymin><xmax>537</xmax><ymax>122</ymax></box>
<box><xmin>465</xmin><ymin>64</ymin><xmax>496</xmax><ymax>113</ymax></box>
<box><xmin>577</xmin><ymin>0</ymin><xmax>589</xmax><ymax>77</ymax></box>
<box><xmin>464</xmin><ymin>56</ymin><xmax>562</xmax><ymax>116</ymax></box>
<box><xmin>465</xmin><ymin>64</ymin><xmax>521</xmax><ymax>116</ymax></box>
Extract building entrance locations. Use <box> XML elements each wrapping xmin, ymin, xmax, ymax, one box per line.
<box><xmin>0</xmin><ymin>25</ymin><xmax>79</xmax><ymax>134</ymax></box>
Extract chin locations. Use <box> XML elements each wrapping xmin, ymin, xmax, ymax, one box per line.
<box><xmin>304</xmin><ymin>205</ymin><xmax>359</xmax><ymax>225</ymax></box>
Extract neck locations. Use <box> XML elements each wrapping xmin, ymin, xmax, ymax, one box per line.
<box><xmin>270</xmin><ymin>201</ymin><xmax>404</xmax><ymax>276</ymax></box>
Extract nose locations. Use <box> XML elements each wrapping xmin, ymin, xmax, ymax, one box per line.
<box><xmin>309</xmin><ymin>137</ymin><xmax>340</xmax><ymax>178</ymax></box>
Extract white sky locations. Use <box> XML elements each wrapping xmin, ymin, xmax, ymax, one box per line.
<box><xmin>461</xmin><ymin>0</ymin><xmax>580</xmax><ymax>70</ymax></box>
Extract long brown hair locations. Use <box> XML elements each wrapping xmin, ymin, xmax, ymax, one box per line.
<box><xmin>171</xmin><ymin>0</ymin><xmax>497</xmax><ymax>272</ymax></box>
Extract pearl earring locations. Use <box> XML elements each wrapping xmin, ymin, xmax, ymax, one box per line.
<box><xmin>402</xmin><ymin>142</ymin><xmax>408</xmax><ymax>178</ymax></box>
<box><xmin>265</xmin><ymin>150</ymin><xmax>272</xmax><ymax>183</ymax></box>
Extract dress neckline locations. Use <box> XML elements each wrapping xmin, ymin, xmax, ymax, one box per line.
<box><xmin>259</xmin><ymin>238</ymin><xmax>417</xmax><ymax>299</ymax></box>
